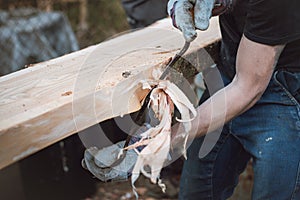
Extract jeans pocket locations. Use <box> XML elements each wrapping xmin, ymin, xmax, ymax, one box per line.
<box><xmin>274</xmin><ymin>70</ymin><xmax>300</xmax><ymax>107</ymax></box>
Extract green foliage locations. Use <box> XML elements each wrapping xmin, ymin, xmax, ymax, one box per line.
<box><xmin>56</xmin><ymin>0</ymin><xmax>129</xmax><ymax>48</ymax></box>
<box><xmin>1</xmin><ymin>0</ymin><xmax>130</xmax><ymax>48</ymax></box>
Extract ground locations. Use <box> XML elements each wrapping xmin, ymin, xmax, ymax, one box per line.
<box><xmin>89</xmin><ymin>174</ymin><xmax>180</xmax><ymax>200</ymax></box>
<box><xmin>86</xmin><ymin>160</ymin><xmax>253</xmax><ymax>200</ymax></box>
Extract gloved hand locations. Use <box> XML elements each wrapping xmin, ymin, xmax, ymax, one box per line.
<box><xmin>168</xmin><ymin>0</ymin><xmax>234</xmax><ymax>42</ymax></box>
<box><xmin>82</xmin><ymin>140</ymin><xmax>137</xmax><ymax>182</ymax></box>
<box><xmin>168</xmin><ymin>0</ymin><xmax>215</xmax><ymax>42</ymax></box>
<box><xmin>82</xmin><ymin>124</ymin><xmax>150</xmax><ymax>182</ymax></box>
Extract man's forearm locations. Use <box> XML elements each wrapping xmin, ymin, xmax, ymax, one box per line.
<box><xmin>194</xmin><ymin>76</ymin><xmax>266</xmax><ymax>136</ymax></box>
<box><xmin>192</xmin><ymin>35</ymin><xmax>285</xmax><ymax>137</ymax></box>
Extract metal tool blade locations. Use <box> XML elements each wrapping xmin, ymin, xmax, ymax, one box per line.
<box><xmin>108</xmin><ymin>41</ymin><xmax>191</xmax><ymax>169</ymax></box>
<box><xmin>133</xmin><ymin>41</ymin><xmax>190</xmax><ymax>124</ymax></box>
<box><xmin>159</xmin><ymin>41</ymin><xmax>190</xmax><ymax>80</ymax></box>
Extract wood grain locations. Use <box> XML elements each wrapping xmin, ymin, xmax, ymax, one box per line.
<box><xmin>0</xmin><ymin>17</ymin><xmax>221</xmax><ymax>170</ymax></box>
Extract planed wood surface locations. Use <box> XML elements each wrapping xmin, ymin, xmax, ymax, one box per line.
<box><xmin>0</xmin><ymin>17</ymin><xmax>221</xmax><ymax>170</ymax></box>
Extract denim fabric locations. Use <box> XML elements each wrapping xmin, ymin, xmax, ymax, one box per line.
<box><xmin>179</xmin><ymin>70</ymin><xmax>300</xmax><ymax>200</ymax></box>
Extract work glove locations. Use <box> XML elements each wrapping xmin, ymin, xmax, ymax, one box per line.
<box><xmin>168</xmin><ymin>0</ymin><xmax>234</xmax><ymax>42</ymax></box>
<box><xmin>82</xmin><ymin>124</ymin><xmax>150</xmax><ymax>182</ymax></box>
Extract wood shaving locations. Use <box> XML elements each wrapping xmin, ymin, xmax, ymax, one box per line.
<box><xmin>124</xmin><ymin>71</ymin><xmax>197</xmax><ymax>198</ymax></box>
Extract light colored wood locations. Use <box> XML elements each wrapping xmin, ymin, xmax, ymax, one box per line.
<box><xmin>0</xmin><ymin>18</ymin><xmax>221</xmax><ymax>170</ymax></box>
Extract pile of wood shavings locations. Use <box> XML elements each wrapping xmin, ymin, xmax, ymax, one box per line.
<box><xmin>119</xmin><ymin>69</ymin><xmax>197</xmax><ymax>199</ymax></box>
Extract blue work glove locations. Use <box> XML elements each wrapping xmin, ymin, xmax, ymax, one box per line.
<box><xmin>168</xmin><ymin>0</ymin><xmax>234</xmax><ymax>42</ymax></box>
<box><xmin>82</xmin><ymin>124</ymin><xmax>150</xmax><ymax>182</ymax></box>
<box><xmin>82</xmin><ymin>140</ymin><xmax>137</xmax><ymax>182</ymax></box>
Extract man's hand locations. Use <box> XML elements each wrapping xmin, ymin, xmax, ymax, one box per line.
<box><xmin>82</xmin><ymin>124</ymin><xmax>150</xmax><ymax>182</ymax></box>
<box><xmin>82</xmin><ymin>140</ymin><xmax>138</xmax><ymax>182</ymax></box>
<box><xmin>168</xmin><ymin>0</ymin><xmax>215</xmax><ymax>42</ymax></box>
<box><xmin>168</xmin><ymin>0</ymin><xmax>235</xmax><ymax>42</ymax></box>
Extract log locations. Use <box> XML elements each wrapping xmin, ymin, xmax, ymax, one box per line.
<box><xmin>0</xmin><ymin>18</ymin><xmax>221</xmax><ymax>170</ymax></box>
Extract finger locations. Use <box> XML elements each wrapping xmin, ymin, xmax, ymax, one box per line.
<box><xmin>94</xmin><ymin>151</ymin><xmax>117</xmax><ymax>168</ymax></box>
<box><xmin>81</xmin><ymin>159</ymin><xmax>87</xmax><ymax>169</ymax></box>
<box><xmin>84</xmin><ymin>148</ymin><xmax>130</xmax><ymax>182</ymax></box>
<box><xmin>84</xmin><ymin>147</ymin><xmax>108</xmax><ymax>168</ymax></box>
<box><xmin>109</xmin><ymin>169</ymin><xmax>130</xmax><ymax>182</ymax></box>
<box><xmin>194</xmin><ymin>0</ymin><xmax>215</xmax><ymax>30</ymax></box>
<box><xmin>84</xmin><ymin>150</ymin><xmax>111</xmax><ymax>182</ymax></box>
<box><xmin>86</xmin><ymin>141</ymin><xmax>125</xmax><ymax>168</ymax></box>
<box><xmin>84</xmin><ymin>147</ymin><xmax>98</xmax><ymax>161</ymax></box>
<box><xmin>85</xmin><ymin>147</ymin><xmax>113</xmax><ymax>168</ymax></box>
<box><xmin>175</xmin><ymin>1</ymin><xmax>197</xmax><ymax>42</ymax></box>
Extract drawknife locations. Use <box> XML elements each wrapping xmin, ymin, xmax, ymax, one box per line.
<box><xmin>110</xmin><ymin>41</ymin><xmax>190</xmax><ymax>169</ymax></box>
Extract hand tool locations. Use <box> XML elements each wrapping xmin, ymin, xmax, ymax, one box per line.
<box><xmin>109</xmin><ymin>41</ymin><xmax>190</xmax><ymax>169</ymax></box>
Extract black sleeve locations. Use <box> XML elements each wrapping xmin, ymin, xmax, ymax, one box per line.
<box><xmin>244</xmin><ymin>0</ymin><xmax>300</xmax><ymax>45</ymax></box>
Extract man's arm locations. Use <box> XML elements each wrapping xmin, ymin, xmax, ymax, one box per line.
<box><xmin>193</xmin><ymin>35</ymin><xmax>285</xmax><ymax>137</ymax></box>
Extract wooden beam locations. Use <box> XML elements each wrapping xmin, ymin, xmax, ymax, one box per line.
<box><xmin>0</xmin><ymin>18</ymin><xmax>221</xmax><ymax>170</ymax></box>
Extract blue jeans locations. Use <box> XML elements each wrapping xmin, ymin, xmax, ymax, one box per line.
<box><xmin>179</xmin><ymin>70</ymin><xmax>300</xmax><ymax>200</ymax></box>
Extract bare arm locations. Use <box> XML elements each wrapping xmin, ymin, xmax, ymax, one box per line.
<box><xmin>193</xmin><ymin>35</ymin><xmax>285</xmax><ymax>137</ymax></box>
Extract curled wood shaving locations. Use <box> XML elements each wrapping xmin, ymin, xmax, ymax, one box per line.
<box><xmin>124</xmin><ymin>77</ymin><xmax>197</xmax><ymax>199</ymax></box>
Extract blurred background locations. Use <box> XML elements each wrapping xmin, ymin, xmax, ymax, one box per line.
<box><xmin>0</xmin><ymin>1</ymin><xmax>178</xmax><ymax>200</ymax></box>
<box><xmin>0</xmin><ymin>0</ymin><xmax>130</xmax><ymax>76</ymax></box>
<box><xmin>0</xmin><ymin>0</ymin><xmax>129</xmax><ymax>48</ymax></box>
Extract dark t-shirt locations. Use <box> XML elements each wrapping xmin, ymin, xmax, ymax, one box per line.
<box><xmin>121</xmin><ymin>0</ymin><xmax>168</xmax><ymax>28</ymax></box>
<box><xmin>219</xmin><ymin>0</ymin><xmax>300</xmax><ymax>79</ymax></box>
